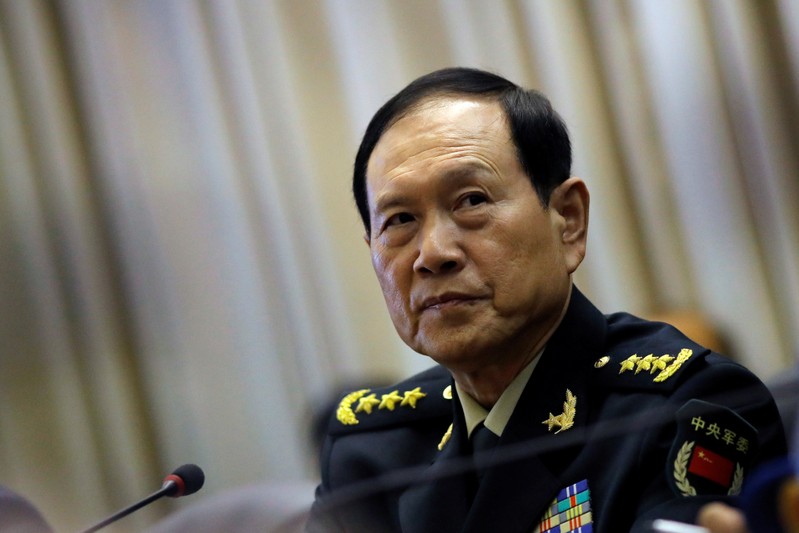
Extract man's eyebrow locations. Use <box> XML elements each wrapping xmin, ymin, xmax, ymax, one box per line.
<box><xmin>374</xmin><ymin>193</ymin><xmax>413</xmax><ymax>214</ymax></box>
<box><xmin>372</xmin><ymin>161</ymin><xmax>495</xmax><ymax>214</ymax></box>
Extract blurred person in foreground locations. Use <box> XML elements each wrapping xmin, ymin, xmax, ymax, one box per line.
<box><xmin>308</xmin><ymin>68</ymin><xmax>787</xmax><ymax>532</ymax></box>
<box><xmin>0</xmin><ymin>486</ymin><xmax>52</xmax><ymax>533</ymax></box>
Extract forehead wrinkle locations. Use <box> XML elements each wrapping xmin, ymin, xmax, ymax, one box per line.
<box><xmin>380</xmin><ymin>138</ymin><xmax>506</xmax><ymax>181</ymax></box>
<box><xmin>380</xmin><ymin>107</ymin><xmax>509</xmax><ymax>163</ymax></box>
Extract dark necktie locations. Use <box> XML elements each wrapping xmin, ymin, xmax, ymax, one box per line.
<box><xmin>471</xmin><ymin>422</ymin><xmax>500</xmax><ymax>484</ymax></box>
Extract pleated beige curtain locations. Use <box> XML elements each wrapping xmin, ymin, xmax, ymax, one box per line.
<box><xmin>0</xmin><ymin>0</ymin><xmax>796</xmax><ymax>530</ymax></box>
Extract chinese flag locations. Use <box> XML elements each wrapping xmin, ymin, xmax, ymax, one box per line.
<box><xmin>688</xmin><ymin>444</ymin><xmax>734</xmax><ymax>487</ymax></box>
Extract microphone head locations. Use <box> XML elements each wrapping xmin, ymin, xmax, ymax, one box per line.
<box><xmin>162</xmin><ymin>464</ymin><xmax>205</xmax><ymax>497</ymax></box>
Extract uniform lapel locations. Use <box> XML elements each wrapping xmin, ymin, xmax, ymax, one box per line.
<box><xmin>461</xmin><ymin>355</ymin><xmax>591</xmax><ymax>532</ymax></box>
<box><xmin>464</xmin><ymin>287</ymin><xmax>605</xmax><ymax>533</ymax></box>
<box><xmin>398</xmin><ymin>389</ymin><xmax>472</xmax><ymax>533</ymax></box>
<box><xmin>399</xmin><ymin>287</ymin><xmax>605</xmax><ymax>533</ymax></box>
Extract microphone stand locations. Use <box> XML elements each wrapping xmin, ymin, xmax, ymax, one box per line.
<box><xmin>79</xmin><ymin>480</ymin><xmax>177</xmax><ymax>533</ymax></box>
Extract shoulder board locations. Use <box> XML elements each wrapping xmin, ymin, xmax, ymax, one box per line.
<box><xmin>330</xmin><ymin>366</ymin><xmax>453</xmax><ymax>436</ymax></box>
<box><xmin>592</xmin><ymin>345</ymin><xmax>711</xmax><ymax>392</ymax></box>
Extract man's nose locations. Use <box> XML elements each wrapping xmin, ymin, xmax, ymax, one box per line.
<box><xmin>413</xmin><ymin>218</ymin><xmax>464</xmax><ymax>275</ymax></box>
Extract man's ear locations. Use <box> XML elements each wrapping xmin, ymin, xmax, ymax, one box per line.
<box><xmin>549</xmin><ymin>176</ymin><xmax>589</xmax><ymax>274</ymax></box>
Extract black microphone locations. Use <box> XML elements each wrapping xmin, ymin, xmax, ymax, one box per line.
<box><xmin>79</xmin><ymin>464</ymin><xmax>205</xmax><ymax>533</ymax></box>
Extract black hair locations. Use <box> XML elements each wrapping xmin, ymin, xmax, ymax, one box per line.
<box><xmin>353</xmin><ymin>67</ymin><xmax>572</xmax><ymax>233</ymax></box>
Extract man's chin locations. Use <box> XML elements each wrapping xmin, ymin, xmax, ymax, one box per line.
<box><xmin>412</xmin><ymin>337</ymin><xmax>490</xmax><ymax>371</ymax></box>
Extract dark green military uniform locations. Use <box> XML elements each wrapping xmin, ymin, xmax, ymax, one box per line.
<box><xmin>309</xmin><ymin>288</ymin><xmax>787</xmax><ymax>532</ymax></box>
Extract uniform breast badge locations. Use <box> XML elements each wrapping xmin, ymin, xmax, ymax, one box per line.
<box><xmin>542</xmin><ymin>389</ymin><xmax>577</xmax><ymax>434</ymax></box>
<box><xmin>533</xmin><ymin>479</ymin><xmax>593</xmax><ymax>533</ymax></box>
<box><xmin>667</xmin><ymin>399</ymin><xmax>757</xmax><ymax>497</ymax></box>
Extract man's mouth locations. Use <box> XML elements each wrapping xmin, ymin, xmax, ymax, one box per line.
<box><xmin>420</xmin><ymin>292</ymin><xmax>482</xmax><ymax>311</ymax></box>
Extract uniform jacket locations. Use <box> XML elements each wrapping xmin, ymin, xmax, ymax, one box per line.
<box><xmin>309</xmin><ymin>288</ymin><xmax>786</xmax><ymax>532</ymax></box>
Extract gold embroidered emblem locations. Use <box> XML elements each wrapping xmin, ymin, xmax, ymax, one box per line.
<box><xmin>594</xmin><ymin>356</ymin><xmax>610</xmax><ymax>368</ymax></box>
<box><xmin>651</xmin><ymin>354</ymin><xmax>675</xmax><ymax>373</ymax></box>
<box><xmin>336</xmin><ymin>389</ymin><xmax>370</xmax><ymax>425</ymax></box>
<box><xmin>619</xmin><ymin>354</ymin><xmax>641</xmax><ymax>374</ymax></box>
<box><xmin>438</xmin><ymin>423</ymin><xmax>453</xmax><ymax>451</ymax></box>
<box><xmin>617</xmin><ymin>350</ymin><xmax>692</xmax><ymax>382</ymax></box>
<box><xmin>379</xmin><ymin>390</ymin><xmax>403</xmax><ymax>411</ymax></box>
<box><xmin>355</xmin><ymin>393</ymin><xmax>380</xmax><ymax>414</ymax></box>
<box><xmin>654</xmin><ymin>348</ymin><xmax>693</xmax><ymax>382</ymax></box>
<box><xmin>400</xmin><ymin>387</ymin><xmax>427</xmax><ymax>408</ymax></box>
<box><xmin>443</xmin><ymin>385</ymin><xmax>452</xmax><ymax>399</ymax></box>
<box><xmin>542</xmin><ymin>389</ymin><xmax>577</xmax><ymax>434</ymax></box>
<box><xmin>673</xmin><ymin>441</ymin><xmax>697</xmax><ymax>496</ymax></box>
<box><xmin>729</xmin><ymin>463</ymin><xmax>744</xmax><ymax>496</ymax></box>
<box><xmin>634</xmin><ymin>354</ymin><xmax>656</xmax><ymax>374</ymax></box>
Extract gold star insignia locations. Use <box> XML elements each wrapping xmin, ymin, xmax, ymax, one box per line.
<box><xmin>401</xmin><ymin>387</ymin><xmax>427</xmax><ymax>408</ymax></box>
<box><xmin>635</xmin><ymin>354</ymin><xmax>656</xmax><ymax>374</ymax></box>
<box><xmin>651</xmin><ymin>354</ymin><xmax>675</xmax><ymax>373</ymax></box>
<box><xmin>354</xmin><ymin>393</ymin><xmax>380</xmax><ymax>414</ymax></box>
<box><xmin>379</xmin><ymin>390</ymin><xmax>403</xmax><ymax>411</ymax></box>
<box><xmin>619</xmin><ymin>354</ymin><xmax>641</xmax><ymax>374</ymax></box>
<box><xmin>543</xmin><ymin>413</ymin><xmax>559</xmax><ymax>432</ymax></box>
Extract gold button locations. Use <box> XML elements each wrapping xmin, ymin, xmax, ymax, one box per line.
<box><xmin>594</xmin><ymin>356</ymin><xmax>610</xmax><ymax>368</ymax></box>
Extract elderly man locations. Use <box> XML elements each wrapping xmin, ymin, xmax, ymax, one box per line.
<box><xmin>309</xmin><ymin>68</ymin><xmax>786</xmax><ymax>533</ymax></box>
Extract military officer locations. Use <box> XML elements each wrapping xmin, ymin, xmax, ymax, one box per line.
<box><xmin>308</xmin><ymin>67</ymin><xmax>787</xmax><ymax>533</ymax></box>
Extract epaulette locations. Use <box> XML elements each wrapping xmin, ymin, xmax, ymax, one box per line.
<box><xmin>591</xmin><ymin>343</ymin><xmax>711</xmax><ymax>392</ymax></box>
<box><xmin>329</xmin><ymin>369</ymin><xmax>453</xmax><ymax>436</ymax></box>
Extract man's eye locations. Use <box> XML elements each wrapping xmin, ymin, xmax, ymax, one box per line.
<box><xmin>386</xmin><ymin>212</ymin><xmax>414</xmax><ymax>227</ymax></box>
<box><xmin>458</xmin><ymin>193</ymin><xmax>488</xmax><ymax>208</ymax></box>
